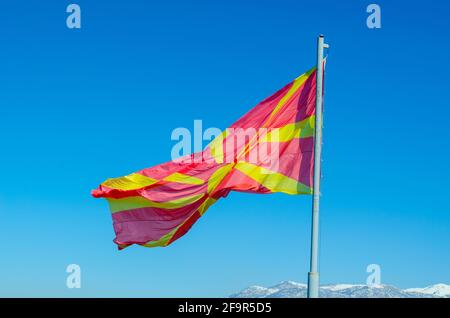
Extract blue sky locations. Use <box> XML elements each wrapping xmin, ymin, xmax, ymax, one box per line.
<box><xmin>0</xmin><ymin>0</ymin><xmax>449</xmax><ymax>297</ymax></box>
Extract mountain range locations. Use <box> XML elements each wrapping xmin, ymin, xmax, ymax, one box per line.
<box><xmin>230</xmin><ymin>281</ymin><xmax>450</xmax><ymax>298</ymax></box>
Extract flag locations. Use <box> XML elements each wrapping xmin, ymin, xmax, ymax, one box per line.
<box><xmin>92</xmin><ymin>67</ymin><xmax>317</xmax><ymax>249</ymax></box>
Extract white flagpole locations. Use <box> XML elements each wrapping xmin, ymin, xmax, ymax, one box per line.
<box><xmin>307</xmin><ymin>34</ymin><xmax>328</xmax><ymax>298</ymax></box>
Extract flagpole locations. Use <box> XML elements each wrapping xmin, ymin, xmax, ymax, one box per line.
<box><xmin>307</xmin><ymin>34</ymin><xmax>328</xmax><ymax>298</ymax></box>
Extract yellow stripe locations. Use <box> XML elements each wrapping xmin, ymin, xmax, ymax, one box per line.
<box><xmin>207</xmin><ymin>164</ymin><xmax>234</xmax><ymax>194</ymax></box>
<box><xmin>260</xmin><ymin>115</ymin><xmax>315</xmax><ymax>143</ymax></box>
<box><xmin>107</xmin><ymin>193</ymin><xmax>205</xmax><ymax>213</ymax></box>
<box><xmin>207</xmin><ymin>129</ymin><xmax>229</xmax><ymax>164</ymax></box>
<box><xmin>237</xmin><ymin>67</ymin><xmax>315</xmax><ymax>160</ymax></box>
<box><xmin>266</xmin><ymin>67</ymin><xmax>315</xmax><ymax>123</ymax></box>
<box><xmin>142</xmin><ymin>197</ymin><xmax>215</xmax><ymax>247</ymax></box>
<box><xmin>143</xmin><ymin>227</ymin><xmax>178</xmax><ymax>247</ymax></box>
<box><xmin>102</xmin><ymin>173</ymin><xmax>157</xmax><ymax>191</ymax></box>
<box><xmin>163</xmin><ymin>172</ymin><xmax>205</xmax><ymax>185</ymax></box>
<box><xmin>198</xmin><ymin>197</ymin><xmax>217</xmax><ymax>215</ymax></box>
<box><xmin>235</xmin><ymin>162</ymin><xmax>312</xmax><ymax>194</ymax></box>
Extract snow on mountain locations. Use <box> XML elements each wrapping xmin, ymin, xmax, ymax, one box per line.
<box><xmin>230</xmin><ymin>281</ymin><xmax>450</xmax><ymax>298</ymax></box>
<box><xmin>271</xmin><ymin>280</ymin><xmax>307</xmax><ymax>289</ymax></box>
<box><xmin>404</xmin><ymin>284</ymin><xmax>450</xmax><ymax>297</ymax></box>
<box><xmin>321</xmin><ymin>284</ymin><xmax>365</xmax><ymax>291</ymax></box>
<box><xmin>231</xmin><ymin>285</ymin><xmax>278</xmax><ymax>298</ymax></box>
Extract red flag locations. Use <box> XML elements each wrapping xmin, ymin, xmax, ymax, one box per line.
<box><xmin>92</xmin><ymin>67</ymin><xmax>317</xmax><ymax>249</ymax></box>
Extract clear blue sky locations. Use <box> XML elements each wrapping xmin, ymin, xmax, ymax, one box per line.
<box><xmin>0</xmin><ymin>0</ymin><xmax>449</xmax><ymax>297</ymax></box>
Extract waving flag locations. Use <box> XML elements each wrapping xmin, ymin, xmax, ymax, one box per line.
<box><xmin>92</xmin><ymin>66</ymin><xmax>317</xmax><ymax>249</ymax></box>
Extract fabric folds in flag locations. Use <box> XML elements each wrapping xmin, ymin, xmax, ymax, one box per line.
<box><xmin>92</xmin><ymin>67</ymin><xmax>317</xmax><ymax>249</ymax></box>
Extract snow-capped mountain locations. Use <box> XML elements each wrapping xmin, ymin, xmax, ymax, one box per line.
<box><xmin>230</xmin><ymin>281</ymin><xmax>450</xmax><ymax>298</ymax></box>
<box><xmin>404</xmin><ymin>283</ymin><xmax>450</xmax><ymax>297</ymax></box>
